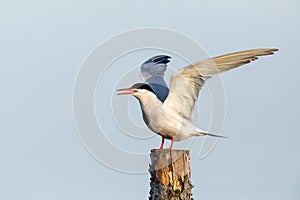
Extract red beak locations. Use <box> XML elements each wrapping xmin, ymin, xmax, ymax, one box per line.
<box><xmin>116</xmin><ymin>88</ymin><xmax>136</xmax><ymax>95</ymax></box>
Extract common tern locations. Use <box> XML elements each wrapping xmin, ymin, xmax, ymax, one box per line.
<box><xmin>117</xmin><ymin>48</ymin><xmax>278</xmax><ymax>150</ymax></box>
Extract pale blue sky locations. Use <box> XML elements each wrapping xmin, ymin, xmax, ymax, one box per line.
<box><xmin>0</xmin><ymin>0</ymin><xmax>299</xmax><ymax>199</ymax></box>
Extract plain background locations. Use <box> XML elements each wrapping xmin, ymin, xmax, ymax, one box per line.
<box><xmin>0</xmin><ymin>0</ymin><xmax>299</xmax><ymax>199</ymax></box>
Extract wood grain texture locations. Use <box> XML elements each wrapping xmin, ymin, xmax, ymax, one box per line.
<box><xmin>149</xmin><ymin>150</ymin><xmax>194</xmax><ymax>200</ymax></box>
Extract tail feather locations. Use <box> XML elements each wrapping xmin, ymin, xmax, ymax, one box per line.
<box><xmin>191</xmin><ymin>131</ymin><xmax>227</xmax><ymax>138</ymax></box>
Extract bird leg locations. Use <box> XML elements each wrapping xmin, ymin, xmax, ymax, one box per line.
<box><xmin>168</xmin><ymin>138</ymin><xmax>174</xmax><ymax>150</ymax></box>
<box><xmin>153</xmin><ymin>137</ymin><xmax>165</xmax><ymax>150</ymax></box>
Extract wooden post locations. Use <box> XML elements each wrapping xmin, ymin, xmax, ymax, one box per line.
<box><xmin>149</xmin><ymin>149</ymin><xmax>194</xmax><ymax>200</ymax></box>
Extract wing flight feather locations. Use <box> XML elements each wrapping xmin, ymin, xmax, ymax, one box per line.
<box><xmin>163</xmin><ymin>48</ymin><xmax>278</xmax><ymax>120</ymax></box>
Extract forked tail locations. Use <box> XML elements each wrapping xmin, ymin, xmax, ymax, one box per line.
<box><xmin>191</xmin><ymin>131</ymin><xmax>227</xmax><ymax>138</ymax></box>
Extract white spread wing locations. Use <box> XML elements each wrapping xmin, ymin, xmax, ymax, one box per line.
<box><xmin>163</xmin><ymin>48</ymin><xmax>278</xmax><ymax>120</ymax></box>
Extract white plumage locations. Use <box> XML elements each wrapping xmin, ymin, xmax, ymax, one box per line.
<box><xmin>118</xmin><ymin>48</ymin><xmax>278</xmax><ymax>150</ymax></box>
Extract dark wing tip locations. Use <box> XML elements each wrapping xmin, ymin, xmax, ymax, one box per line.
<box><xmin>144</xmin><ymin>55</ymin><xmax>171</xmax><ymax>64</ymax></box>
<box><xmin>265</xmin><ymin>48</ymin><xmax>279</xmax><ymax>54</ymax></box>
<box><xmin>140</xmin><ymin>55</ymin><xmax>172</xmax><ymax>80</ymax></box>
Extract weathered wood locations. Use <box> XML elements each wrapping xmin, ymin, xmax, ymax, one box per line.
<box><xmin>149</xmin><ymin>149</ymin><xmax>194</xmax><ymax>200</ymax></box>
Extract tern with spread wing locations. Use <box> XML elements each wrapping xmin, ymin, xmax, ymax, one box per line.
<box><xmin>117</xmin><ymin>48</ymin><xmax>278</xmax><ymax>150</ymax></box>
